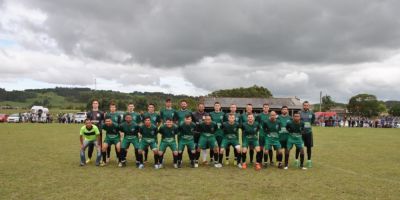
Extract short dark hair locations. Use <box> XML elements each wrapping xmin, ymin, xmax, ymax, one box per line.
<box><xmin>303</xmin><ymin>101</ymin><xmax>309</xmax><ymax>105</ymax></box>
<box><xmin>180</xmin><ymin>99</ymin><xmax>187</xmax><ymax>103</ymax></box>
<box><xmin>165</xmin><ymin>98</ymin><xmax>171</xmax><ymax>102</ymax></box>
<box><xmin>263</xmin><ymin>103</ymin><xmax>269</xmax><ymax>106</ymax></box>
<box><xmin>281</xmin><ymin>106</ymin><xmax>288</xmax><ymax>109</ymax></box>
<box><xmin>148</xmin><ymin>103</ymin><xmax>155</xmax><ymax>107</ymax></box>
<box><xmin>165</xmin><ymin>117</ymin><xmax>172</xmax><ymax>121</ymax></box>
<box><xmin>109</xmin><ymin>102</ymin><xmax>116</xmax><ymax>107</ymax></box>
<box><xmin>92</xmin><ymin>99</ymin><xmax>99</xmax><ymax>104</ymax></box>
<box><xmin>214</xmin><ymin>102</ymin><xmax>220</xmax><ymax>105</ymax></box>
<box><xmin>143</xmin><ymin>116</ymin><xmax>151</xmax><ymax>120</ymax></box>
<box><xmin>128</xmin><ymin>102</ymin><xmax>134</xmax><ymax>105</ymax></box>
<box><xmin>247</xmin><ymin>103</ymin><xmax>253</xmax><ymax>106</ymax></box>
<box><xmin>185</xmin><ymin>114</ymin><xmax>192</xmax><ymax>119</ymax></box>
<box><xmin>84</xmin><ymin>118</ymin><xmax>91</xmax><ymax>122</ymax></box>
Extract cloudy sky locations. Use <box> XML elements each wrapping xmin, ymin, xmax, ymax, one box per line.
<box><xmin>1</xmin><ymin>0</ymin><xmax>400</xmax><ymax>103</ymax></box>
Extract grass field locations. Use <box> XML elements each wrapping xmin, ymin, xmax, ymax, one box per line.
<box><xmin>0</xmin><ymin>124</ymin><xmax>399</xmax><ymax>200</ymax></box>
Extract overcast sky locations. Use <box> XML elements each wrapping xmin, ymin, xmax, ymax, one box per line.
<box><xmin>1</xmin><ymin>0</ymin><xmax>400</xmax><ymax>103</ymax></box>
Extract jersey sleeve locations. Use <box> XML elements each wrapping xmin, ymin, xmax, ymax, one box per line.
<box><xmin>80</xmin><ymin>126</ymin><xmax>85</xmax><ymax>135</ymax></box>
<box><xmin>94</xmin><ymin>126</ymin><xmax>100</xmax><ymax>135</ymax></box>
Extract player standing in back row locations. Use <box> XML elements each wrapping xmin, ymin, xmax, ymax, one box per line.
<box><xmin>298</xmin><ymin>101</ymin><xmax>315</xmax><ymax>168</ymax></box>
<box><xmin>85</xmin><ymin>99</ymin><xmax>105</xmax><ymax>164</ymax></box>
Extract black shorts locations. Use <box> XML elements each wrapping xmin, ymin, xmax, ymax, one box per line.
<box><xmin>302</xmin><ymin>132</ymin><xmax>313</xmax><ymax>148</ymax></box>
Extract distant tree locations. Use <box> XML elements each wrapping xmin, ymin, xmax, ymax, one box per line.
<box><xmin>389</xmin><ymin>105</ymin><xmax>400</xmax><ymax>116</ymax></box>
<box><xmin>209</xmin><ymin>85</ymin><xmax>273</xmax><ymax>98</ymax></box>
<box><xmin>321</xmin><ymin>95</ymin><xmax>336</xmax><ymax>111</ymax></box>
<box><xmin>347</xmin><ymin>94</ymin><xmax>385</xmax><ymax>117</ymax></box>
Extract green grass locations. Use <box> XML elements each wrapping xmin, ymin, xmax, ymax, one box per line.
<box><xmin>0</xmin><ymin>125</ymin><xmax>399</xmax><ymax>200</ymax></box>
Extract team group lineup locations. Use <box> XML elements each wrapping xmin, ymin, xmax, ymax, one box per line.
<box><xmin>79</xmin><ymin>99</ymin><xmax>316</xmax><ymax>170</ymax></box>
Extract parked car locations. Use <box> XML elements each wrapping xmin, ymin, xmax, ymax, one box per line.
<box><xmin>74</xmin><ymin>112</ymin><xmax>87</xmax><ymax>123</ymax></box>
<box><xmin>0</xmin><ymin>114</ymin><xmax>8</xmax><ymax>122</ymax></box>
<box><xmin>7</xmin><ymin>113</ymin><xmax>20</xmax><ymax>123</ymax></box>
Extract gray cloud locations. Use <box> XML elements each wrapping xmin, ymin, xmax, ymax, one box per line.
<box><xmin>17</xmin><ymin>0</ymin><xmax>400</xmax><ymax>67</ymax></box>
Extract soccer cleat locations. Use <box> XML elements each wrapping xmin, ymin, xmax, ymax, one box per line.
<box><xmin>135</xmin><ymin>162</ymin><xmax>140</xmax><ymax>168</ymax></box>
<box><xmin>138</xmin><ymin>164</ymin><xmax>144</xmax><ymax>169</ymax></box>
<box><xmin>214</xmin><ymin>163</ymin><xmax>222</xmax><ymax>168</ymax></box>
<box><xmin>106</xmin><ymin>157</ymin><xmax>110</xmax><ymax>163</ymax></box>
<box><xmin>307</xmin><ymin>160</ymin><xmax>312</xmax><ymax>168</ymax></box>
<box><xmin>284</xmin><ymin>166</ymin><xmax>288</xmax><ymax>170</ymax></box>
<box><xmin>80</xmin><ymin>162</ymin><xmax>85</xmax><ymax>166</ymax></box>
<box><xmin>202</xmin><ymin>160</ymin><xmax>208</xmax><ymax>165</ymax></box>
<box><xmin>255</xmin><ymin>163</ymin><xmax>262</xmax><ymax>171</ymax></box>
<box><xmin>194</xmin><ymin>162</ymin><xmax>199</xmax><ymax>168</ymax></box>
<box><xmin>118</xmin><ymin>162</ymin><xmax>123</xmax><ymax>168</ymax></box>
<box><xmin>237</xmin><ymin>163</ymin><xmax>242</xmax><ymax>169</ymax></box>
<box><xmin>154</xmin><ymin>164</ymin><xmax>159</xmax><ymax>169</ymax></box>
<box><xmin>190</xmin><ymin>161</ymin><xmax>195</xmax><ymax>168</ymax></box>
<box><xmin>85</xmin><ymin>158</ymin><xmax>92</xmax><ymax>164</ymax></box>
<box><xmin>158</xmin><ymin>164</ymin><xmax>163</xmax><ymax>169</ymax></box>
<box><xmin>242</xmin><ymin>163</ymin><xmax>247</xmax><ymax>169</ymax></box>
<box><xmin>301</xmin><ymin>167</ymin><xmax>307</xmax><ymax>170</ymax></box>
<box><xmin>294</xmin><ymin>160</ymin><xmax>299</xmax><ymax>167</ymax></box>
<box><xmin>100</xmin><ymin>162</ymin><xmax>106</xmax><ymax>167</ymax></box>
<box><xmin>174</xmin><ymin>163</ymin><xmax>178</xmax><ymax>169</ymax></box>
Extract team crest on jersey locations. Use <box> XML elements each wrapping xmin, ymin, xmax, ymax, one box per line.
<box><xmin>152</xmin><ymin>116</ymin><xmax>156</xmax><ymax>121</ymax></box>
<box><xmin>220</xmin><ymin>116</ymin><xmax>223</xmax><ymax>119</ymax></box>
<box><xmin>309</xmin><ymin>114</ymin><xmax>312</xmax><ymax>118</ymax></box>
<box><xmin>96</xmin><ymin>113</ymin><xmax>100</xmax><ymax>117</ymax></box>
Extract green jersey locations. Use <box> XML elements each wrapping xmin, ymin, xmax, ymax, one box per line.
<box><xmin>278</xmin><ymin>115</ymin><xmax>292</xmax><ymax>133</ymax></box>
<box><xmin>142</xmin><ymin>112</ymin><xmax>161</xmax><ymax>126</ymax></box>
<box><xmin>196</xmin><ymin>122</ymin><xmax>218</xmax><ymax>136</ymax></box>
<box><xmin>139</xmin><ymin>124</ymin><xmax>158</xmax><ymax>139</ymax></box>
<box><xmin>105</xmin><ymin>112</ymin><xmax>121</xmax><ymax>124</ymax></box>
<box><xmin>242</xmin><ymin>122</ymin><xmax>260</xmax><ymax>139</ymax></box>
<box><xmin>257</xmin><ymin>112</ymin><xmax>270</xmax><ymax>124</ymax></box>
<box><xmin>124</xmin><ymin>111</ymin><xmax>142</xmax><ymax>124</ymax></box>
<box><xmin>158</xmin><ymin>125</ymin><xmax>178</xmax><ymax>140</ymax></box>
<box><xmin>262</xmin><ymin>119</ymin><xmax>281</xmax><ymax>139</ymax></box>
<box><xmin>300</xmin><ymin>110</ymin><xmax>315</xmax><ymax>133</ymax></box>
<box><xmin>119</xmin><ymin>122</ymin><xmax>139</xmax><ymax>139</ymax></box>
<box><xmin>102</xmin><ymin>123</ymin><xmax>120</xmax><ymax>139</ymax></box>
<box><xmin>160</xmin><ymin>108</ymin><xmax>177</xmax><ymax>122</ymax></box>
<box><xmin>175</xmin><ymin>109</ymin><xmax>192</xmax><ymax>124</ymax></box>
<box><xmin>286</xmin><ymin>121</ymin><xmax>305</xmax><ymax>137</ymax></box>
<box><xmin>210</xmin><ymin>111</ymin><xmax>225</xmax><ymax>129</ymax></box>
<box><xmin>224</xmin><ymin>112</ymin><xmax>240</xmax><ymax>123</ymax></box>
<box><xmin>222</xmin><ymin>122</ymin><xmax>240</xmax><ymax>139</ymax></box>
<box><xmin>80</xmin><ymin>125</ymin><xmax>100</xmax><ymax>141</ymax></box>
<box><xmin>178</xmin><ymin>122</ymin><xmax>196</xmax><ymax>140</ymax></box>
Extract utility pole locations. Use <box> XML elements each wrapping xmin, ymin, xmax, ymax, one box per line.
<box><xmin>319</xmin><ymin>91</ymin><xmax>322</xmax><ymax>112</ymax></box>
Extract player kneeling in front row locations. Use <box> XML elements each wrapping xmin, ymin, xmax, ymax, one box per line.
<box><xmin>158</xmin><ymin>118</ymin><xmax>179</xmax><ymax>169</ymax></box>
<box><xmin>241</xmin><ymin>114</ymin><xmax>263</xmax><ymax>170</ymax></box>
<box><xmin>197</xmin><ymin>115</ymin><xmax>221</xmax><ymax>168</ymax></box>
<box><xmin>220</xmin><ymin>114</ymin><xmax>242</xmax><ymax>168</ymax></box>
<box><xmin>178</xmin><ymin>115</ymin><xmax>197</xmax><ymax>168</ymax></box>
<box><xmin>262</xmin><ymin>111</ymin><xmax>284</xmax><ymax>169</ymax></box>
<box><xmin>101</xmin><ymin>118</ymin><xmax>122</xmax><ymax>167</ymax></box>
<box><xmin>285</xmin><ymin>113</ymin><xmax>307</xmax><ymax>170</ymax></box>
<box><xmin>138</xmin><ymin>116</ymin><xmax>160</xmax><ymax>169</ymax></box>
<box><xmin>119</xmin><ymin>115</ymin><xmax>140</xmax><ymax>167</ymax></box>
<box><xmin>79</xmin><ymin>119</ymin><xmax>102</xmax><ymax>166</ymax></box>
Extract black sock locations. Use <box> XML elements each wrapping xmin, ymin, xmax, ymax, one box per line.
<box><xmin>178</xmin><ymin>152</ymin><xmax>183</xmax><ymax>162</ymax></box>
<box><xmin>218</xmin><ymin>153</ymin><xmax>223</xmax><ymax>164</ymax></box>
<box><xmin>121</xmin><ymin>148</ymin><xmax>126</xmax><ymax>161</ymax></box>
<box><xmin>117</xmin><ymin>151</ymin><xmax>121</xmax><ymax>162</ymax></box>
<box><xmin>277</xmin><ymin>153</ymin><xmax>282</xmax><ymax>162</ymax></box>
<box><xmin>213</xmin><ymin>152</ymin><xmax>219</xmax><ymax>163</ymax></box>
<box><xmin>295</xmin><ymin>148</ymin><xmax>300</xmax><ymax>159</ymax></box>
<box><xmin>154</xmin><ymin>154</ymin><xmax>159</xmax><ymax>165</ymax></box>
<box><xmin>134</xmin><ymin>149</ymin><xmax>139</xmax><ymax>162</ymax></box>
<box><xmin>88</xmin><ymin>143</ymin><xmax>94</xmax><ymax>159</ymax></box>
<box><xmin>307</xmin><ymin>148</ymin><xmax>312</xmax><ymax>160</ymax></box>
<box><xmin>263</xmin><ymin>151</ymin><xmax>268</xmax><ymax>163</ymax></box>
<box><xmin>249</xmin><ymin>149</ymin><xmax>254</xmax><ymax>162</ymax></box>
<box><xmin>190</xmin><ymin>152</ymin><xmax>195</xmax><ymax>162</ymax></box>
<box><xmin>195</xmin><ymin>151</ymin><xmax>200</xmax><ymax>161</ymax></box>
<box><xmin>159</xmin><ymin>154</ymin><xmax>164</xmax><ymax>164</ymax></box>
<box><xmin>226</xmin><ymin>148</ymin><xmax>230</xmax><ymax>160</ymax></box>
<box><xmin>269</xmin><ymin>149</ymin><xmax>273</xmax><ymax>162</ymax></box>
<box><xmin>285</xmin><ymin>152</ymin><xmax>289</xmax><ymax>167</ymax></box>
<box><xmin>173</xmin><ymin>154</ymin><xmax>178</xmax><ymax>164</ymax></box>
<box><xmin>107</xmin><ymin>146</ymin><xmax>111</xmax><ymax>158</ymax></box>
<box><xmin>210</xmin><ymin>149</ymin><xmax>214</xmax><ymax>160</ymax></box>
<box><xmin>144</xmin><ymin>148</ymin><xmax>149</xmax><ymax>161</ymax></box>
<box><xmin>256</xmin><ymin>151</ymin><xmax>262</xmax><ymax>163</ymax></box>
<box><xmin>300</xmin><ymin>153</ymin><xmax>305</xmax><ymax>167</ymax></box>
<box><xmin>138</xmin><ymin>153</ymin><xmax>143</xmax><ymax>164</ymax></box>
<box><xmin>102</xmin><ymin>151</ymin><xmax>106</xmax><ymax>163</ymax></box>
<box><xmin>242</xmin><ymin>152</ymin><xmax>247</xmax><ymax>163</ymax></box>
